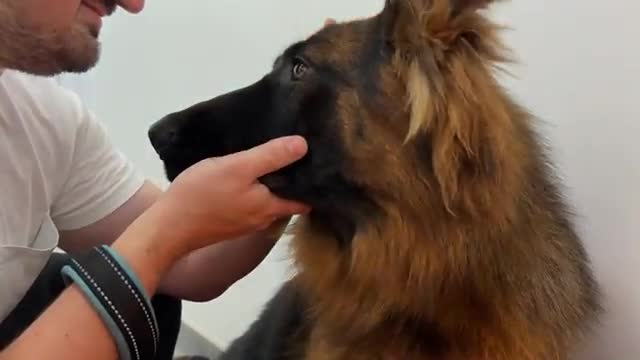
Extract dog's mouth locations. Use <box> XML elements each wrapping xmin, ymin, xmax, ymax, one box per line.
<box><xmin>150</xmin><ymin>135</ymin><xmax>295</xmax><ymax>195</ymax></box>
<box><xmin>148</xmin><ymin>118</ymin><xmax>228</xmax><ymax>182</ymax></box>
<box><xmin>147</xmin><ymin>119</ymin><xmax>373</xmax><ymax>245</ymax></box>
<box><xmin>149</xmin><ymin>137</ymin><xmax>208</xmax><ymax>182</ymax></box>
<box><xmin>158</xmin><ymin>155</ymin><xmax>191</xmax><ymax>182</ymax></box>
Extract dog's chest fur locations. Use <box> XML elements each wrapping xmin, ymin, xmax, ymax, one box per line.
<box><xmin>218</xmin><ymin>278</ymin><xmax>452</xmax><ymax>360</ymax></box>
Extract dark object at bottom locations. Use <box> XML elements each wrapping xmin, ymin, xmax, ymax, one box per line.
<box><xmin>0</xmin><ymin>252</ymin><xmax>183</xmax><ymax>359</ymax></box>
<box><xmin>217</xmin><ymin>281</ymin><xmax>307</xmax><ymax>360</ymax></box>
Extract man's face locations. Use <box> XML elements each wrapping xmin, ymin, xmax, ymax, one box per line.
<box><xmin>0</xmin><ymin>0</ymin><xmax>145</xmax><ymax>76</ymax></box>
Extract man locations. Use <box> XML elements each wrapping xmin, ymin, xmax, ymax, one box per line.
<box><xmin>0</xmin><ymin>0</ymin><xmax>311</xmax><ymax>359</ymax></box>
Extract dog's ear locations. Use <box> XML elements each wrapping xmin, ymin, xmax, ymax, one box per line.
<box><xmin>451</xmin><ymin>0</ymin><xmax>495</xmax><ymax>12</ymax></box>
<box><xmin>378</xmin><ymin>0</ymin><xmax>506</xmax><ymax>140</ymax></box>
<box><xmin>381</xmin><ymin>0</ymin><xmax>498</xmax><ymax>51</ymax></box>
<box><xmin>377</xmin><ymin>0</ymin><xmax>513</xmax><ymax>216</ymax></box>
<box><xmin>382</xmin><ymin>0</ymin><xmax>496</xmax><ymax>17</ymax></box>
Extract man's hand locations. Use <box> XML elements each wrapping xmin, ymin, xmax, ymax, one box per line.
<box><xmin>150</xmin><ymin>136</ymin><xmax>308</xmax><ymax>255</ymax></box>
<box><xmin>59</xmin><ymin>136</ymin><xmax>307</xmax><ymax>301</ymax></box>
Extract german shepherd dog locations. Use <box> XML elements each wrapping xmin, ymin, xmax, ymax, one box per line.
<box><xmin>148</xmin><ymin>0</ymin><xmax>602</xmax><ymax>358</ymax></box>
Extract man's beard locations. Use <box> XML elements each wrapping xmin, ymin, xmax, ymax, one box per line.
<box><xmin>0</xmin><ymin>4</ymin><xmax>102</xmax><ymax>77</ymax></box>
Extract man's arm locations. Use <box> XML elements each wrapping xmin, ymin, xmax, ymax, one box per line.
<box><xmin>59</xmin><ymin>180</ymin><xmax>161</xmax><ymax>252</ymax></box>
<box><xmin>59</xmin><ymin>180</ymin><xmax>285</xmax><ymax>301</ymax></box>
<box><xmin>50</xmin><ymin>88</ymin><xmax>284</xmax><ymax>301</ymax></box>
<box><xmin>3</xmin><ymin>135</ymin><xmax>309</xmax><ymax>360</ymax></box>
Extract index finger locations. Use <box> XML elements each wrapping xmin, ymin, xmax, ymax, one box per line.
<box><xmin>226</xmin><ymin>136</ymin><xmax>308</xmax><ymax>179</ymax></box>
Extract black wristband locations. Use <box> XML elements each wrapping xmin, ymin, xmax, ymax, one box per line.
<box><xmin>61</xmin><ymin>245</ymin><xmax>159</xmax><ymax>360</ymax></box>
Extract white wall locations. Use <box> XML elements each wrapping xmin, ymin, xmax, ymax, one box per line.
<box><xmin>59</xmin><ymin>0</ymin><xmax>639</xmax><ymax>357</ymax></box>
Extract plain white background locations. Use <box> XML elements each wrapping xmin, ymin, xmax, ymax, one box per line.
<box><xmin>58</xmin><ymin>0</ymin><xmax>639</xmax><ymax>358</ymax></box>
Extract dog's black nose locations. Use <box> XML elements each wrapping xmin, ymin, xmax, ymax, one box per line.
<box><xmin>148</xmin><ymin>116</ymin><xmax>177</xmax><ymax>154</ymax></box>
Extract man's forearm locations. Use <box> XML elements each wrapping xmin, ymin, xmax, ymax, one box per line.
<box><xmin>58</xmin><ymin>179</ymin><xmax>288</xmax><ymax>302</ymax></box>
<box><xmin>157</xmin><ymin>230</ymin><xmax>281</xmax><ymax>301</ymax></box>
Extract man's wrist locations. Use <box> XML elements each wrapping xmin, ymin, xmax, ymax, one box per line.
<box><xmin>110</xmin><ymin>205</ymin><xmax>186</xmax><ymax>295</ymax></box>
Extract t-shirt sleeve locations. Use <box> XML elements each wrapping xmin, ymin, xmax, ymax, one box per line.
<box><xmin>50</xmin><ymin>95</ymin><xmax>146</xmax><ymax>231</ymax></box>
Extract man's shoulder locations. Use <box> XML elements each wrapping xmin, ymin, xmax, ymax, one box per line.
<box><xmin>0</xmin><ymin>69</ymin><xmax>85</xmax><ymax>126</ymax></box>
<box><xmin>1</xmin><ymin>68</ymin><xmax>58</xmax><ymax>87</ymax></box>
<box><xmin>1</xmin><ymin>69</ymin><xmax>68</xmax><ymax>97</ymax></box>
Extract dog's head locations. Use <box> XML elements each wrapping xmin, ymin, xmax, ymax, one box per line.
<box><xmin>149</xmin><ymin>0</ymin><xmax>516</xmax><ymax>243</ymax></box>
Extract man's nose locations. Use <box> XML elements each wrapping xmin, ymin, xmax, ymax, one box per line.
<box><xmin>117</xmin><ymin>0</ymin><xmax>145</xmax><ymax>13</ymax></box>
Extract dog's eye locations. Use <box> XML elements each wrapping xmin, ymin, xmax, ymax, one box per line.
<box><xmin>291</xmin><ymin>58</ymin><xmax>308</xmax><ymax>80</ymax></box>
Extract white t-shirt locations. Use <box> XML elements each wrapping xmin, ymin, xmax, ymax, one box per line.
<box><xmin>0</xmin><ymin>69</ymin><xmax>145</xmax><ymax>322</ymax></box>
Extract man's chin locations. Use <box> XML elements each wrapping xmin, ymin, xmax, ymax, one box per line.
<box><xmin>57</xmin><ymin>25</ymin><xmax>101</xmax><ymax>74</ymax></box>
<box><xmin>0</xmin><ymin>7</ymin><xmax>100</xmax><ymax>76</ymax></box>
<box><xmin>11</xmin><ymin>28</ymin><xmax>100</xmax><ymax>76</ymax></box>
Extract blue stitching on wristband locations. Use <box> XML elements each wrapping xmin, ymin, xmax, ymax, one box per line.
<box><xmin>68</xmin><ymin>258</ymin><xmax>141</xmax><ymax>360</ymax></box>
<box><xmin>99</xmin><ymin>245</ymin><xmax>160</xmax><ymax>336</ymax></box>
<box><xmin>61</xmin><ymin>265</ymin><xmax>132</xmax><ymax>360</ymax></box>
<box><xmin>95</xmin><ymin>246</ymin><xmax>158</xmax><ymax>350</ymax></box>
